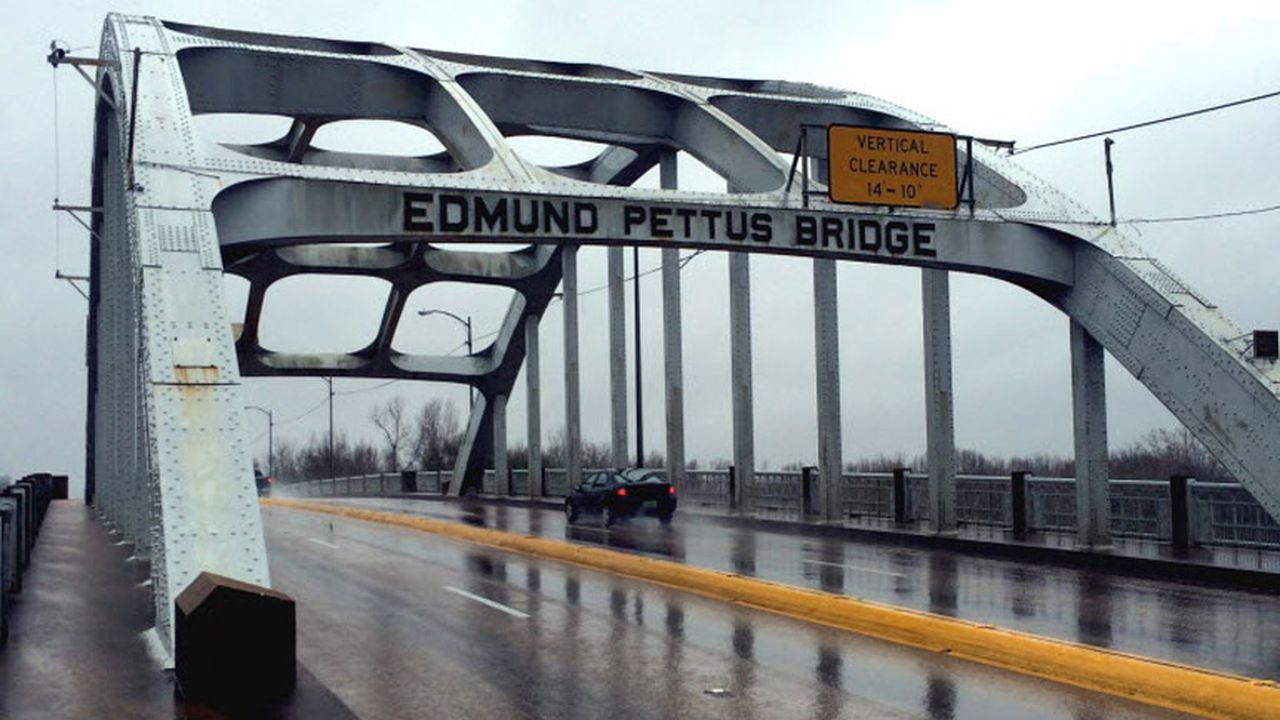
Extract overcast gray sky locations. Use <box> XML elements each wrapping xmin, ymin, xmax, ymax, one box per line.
<box><xmin>3</xmin><ymin>1</ymin><xmax>1278</xmax><ymax>496</ymax></box>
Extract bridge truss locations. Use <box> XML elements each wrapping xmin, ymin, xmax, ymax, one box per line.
<box><xmin>80</xmin><ymin>15</ymin><xmax>1280</xmax><ymax>651</ymax></box>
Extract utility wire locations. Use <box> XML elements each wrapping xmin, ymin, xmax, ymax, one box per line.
<box><xmin>274</xmin><ymin>397</ymin><xmax>330</xmax><ymax>426</ymax></box>
<box><xmin>1013</xmin><ymin>88</ymin><xmax>1280</xmax><ymax>155</ymax></box>
<box><xmin>1122</xmin><ymin>203</ymin><xmax>1280</xmax><ymax>225</ymax></box>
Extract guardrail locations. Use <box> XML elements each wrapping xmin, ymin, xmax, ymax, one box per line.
<box><xmin>280</xmin><ymin>468</ymin><xmax>1280</xmax><ymax>551</ymax></box>
<box><xmin>1</xmin><ymin>473</ymin><xmax>60</xmax><ymax>646</ymax></box>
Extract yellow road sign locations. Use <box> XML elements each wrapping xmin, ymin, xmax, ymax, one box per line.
<box><xmin>827</xmin><ymin>125</ymin><xmax>958</xmax><ymax>209</ymax></box>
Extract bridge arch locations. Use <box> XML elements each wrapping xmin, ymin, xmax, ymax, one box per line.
<box><xmin>83</xmin><ymin>14</ymin><xmax>1280</xmax><ymax>652</ymax></box>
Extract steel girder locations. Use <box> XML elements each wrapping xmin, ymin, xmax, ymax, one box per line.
<box><xmin>87</xmin><ymin>15</ymin><xmax>1280</xmax><ymax>651</ymax></box>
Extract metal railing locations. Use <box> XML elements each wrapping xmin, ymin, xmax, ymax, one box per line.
<box><xmin>281</xmin><ymin>468</ymin><xmax>1280</xmax><ymax>550</ymax></box>
<box><xmin>2</xmin><ymin>474</ymin><xmax>58</xmax><ymax>646</ymax></box>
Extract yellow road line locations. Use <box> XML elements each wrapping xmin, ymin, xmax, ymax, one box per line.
<box><xmin>262</xmin><ymin>497</ymin><xmax>1280</xmax><ymax>719</ymax></box>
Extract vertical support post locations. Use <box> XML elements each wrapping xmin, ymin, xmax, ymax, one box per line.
<box><xmin>922</xmin><ymin>268</ymin><xmax>957</xmax><ymax>533</ymax></box>
<box><xmin>562</xmin><ymin>247</ymin><xmax>582</xmax><ymax>491</ymax></box>
<box><xmin>1104</xmin><ymin>138</ymin><xmax>1117</xmax><ymax>227</ymax></box>
<box><xmin>1011</xmin><ymin>471</ymin><xmax>1030</xmax><ymax>540</ymax></box>
<box><xmin>1170</xmin><ymin>475</ymin><xmax>1192</xmax><ymax>555</ymax></box>
<box><xmin>525</xmin><ymin>317</ymin><xmax>542</xmax><ymax>499</ymax></box>
<box><xmin>1070</xmin><ymin>320</ymin><xmax>1111</xmax><ymax>547</ymax></box>
<box><xmin>807</xmin><ymin>156</ymin><xmax>842</xmax><ymax>521</ymax></box>
<box><xmin>608</xmin><ymin>247</ymin><xmax>628</xmax><ymax>467</ymax></box>
<box><xmin>727</xmin><ymin>466</ymin><xmax>737</xmax><ymax>510</ymax></box>
<box><xmin>660</xmin><ymin>152</ymin><xmax>685</xmax><ymax>491</ymax></box>
<box><xmin>729</xmin><ymin>252</ymin><xmax>754</xmax><ymax>513</ymax></box>
<box><xmin>493</xmin><ymin>394</ymin><xmax>509</xmax><ymax>496</ymax></box>
<box><xmin>801</xmin><ymin>466</ymin><xmax>816</xmax><ymax>517</ymax></box>
<box><xmin>633</xmin><ymin>244</ymin><xmax>644</xmax><ymax>467</ymax></box>
<box><xmin>813</xmin><ymin>257</ymin><xmax>843</xmax><ymax>522</ymax></box>
<box><xmin>892</xmin><ymin>468</ymin><xmax>909</xmax><ymax>525</ymax></box>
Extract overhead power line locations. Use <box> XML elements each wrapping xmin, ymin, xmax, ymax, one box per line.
<box><xmin>1013</xmin><ymin>88</ymin><xmax>1280</xmax><ymax>155</ymax></box>
<box><xmin>1121</xmin><ymin>203</ymin><xmax>1280</xmax><ymax>225</ymax></box>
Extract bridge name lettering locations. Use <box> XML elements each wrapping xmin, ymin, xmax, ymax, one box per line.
<box><xmin>403</xmin><ymin>191</ymin><xmax>937</xmax><ymax>259</ymax></box>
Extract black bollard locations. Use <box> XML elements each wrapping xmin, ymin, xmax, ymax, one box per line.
<box><xmin>1011</xmin><ymin>471</ymin><xmax>1030</xmax><ymax>540</ymax></box>
<box><xmin>892</xmin><ymin>468</ymin><xmax>909</xmax><ymax>525</ymax></box>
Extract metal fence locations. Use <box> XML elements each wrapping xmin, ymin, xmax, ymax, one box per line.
<box><xmin>283</xmin><ymin>469</ymin><xmax>1280</xmax><ymax>550</ymax></box>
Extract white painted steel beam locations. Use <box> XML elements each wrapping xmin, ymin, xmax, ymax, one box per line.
<box><xmin>525</xmin><ymin>316</ymin><xmax>542</xmax><ymax>499</ymax></box>
<box><xmin>1070</xmin><ymin>320</ymin><xmax>1111</xmax><ymax>547</ymax></box>
<box><xmin>922</xmin><ymin>268</ymin><xmax>957</xmax><ymax>533</ymax></box>
<box><xmin>813</xmin><ymin>258</ymin><xmax>843</xmax><ymax>521</ymax></box>
<box><xmin>562</xmin><ymin>247</ymin><xmax>582</xmax><ymax>491</ymax></box>
<box><xmin>660</xmin><ymin>152</ymin><xmax>685</xmax><ymax>491</ymax></box>
<box><xmin>608</xmin><ymin>248</ymin><xmax>628</xmax><ymax>468</ymax></box>
<box><xmin>493</xmin><ymin>394</ymin><xmax>509</xmax><ymax>496</ymax></box>
<box><xmin>729</xmin><ymin>252</ymin><xmax>755</xmax><ymax>512</ymax></box>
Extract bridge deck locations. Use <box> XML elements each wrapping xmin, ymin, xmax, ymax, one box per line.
<box><xmin>313</xmin><ymin>496</ymin><xmax>1280</xmax><ymax>683</ymax></box>
<box><xmin>6</xmin><ymin>500</ymin><xmax>1271</xmax><ymax>718</ymax></box>
<box><xmin>261</xmin><ymin>503</ymin><xmax>1193</xmax><ymax>719</ymax></box>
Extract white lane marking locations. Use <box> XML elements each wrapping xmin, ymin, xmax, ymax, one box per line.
<box><xmin>443</xmin><ymin>585</ymin><xmax>530</xmax><ymax>619</ymax></box>
<box><xmin>308</xmin><ymin>537</ymin><xmax>340</xmax><ymax>549</ymax></box>
<box><xmin>801</xmin><ymin>558</ymin><xmax>906</xmax><ymax>578</ymax></box>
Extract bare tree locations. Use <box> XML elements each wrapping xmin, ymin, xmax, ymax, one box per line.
<box><xmin>370</xmin><ymin>396</ymin><xmax>411</xmax><ymax>470</ymax></box>
<box><xmin>410</xmin><ymin>398</ymin><xmax>462</xmax><ymax>471</ymax></box>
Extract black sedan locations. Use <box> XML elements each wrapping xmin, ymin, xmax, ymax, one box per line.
<box><xmin>565</xmin><ymin>469</ymin><xmax>677</xmax><ymax>526</ymax></box>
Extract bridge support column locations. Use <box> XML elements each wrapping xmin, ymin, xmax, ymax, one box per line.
<box><xmin>563</xmin><ymin>246</ymin><xmax>582</xmax><ymax>491</ymax></box>
<box><xmin>730</xmin><ymin>252</ymin><xmax>755</xmax><ymax>512</ymax></box>
<box><xmin>813</xmin><ymin>258</ymin><xmax>843</xmax><ymax>521</ymax></box>
<box><xmin>922</xmin><ymin>268</ymin><xmax>957</xmax><ymax>533</ymax></box>
<box><xmin>608</xmin><ymin>247</ymin><xmax>629</xmax><ymax>467</ymax></box>
<box><xmin>526</xmin><ymin>316</ymin><xmax>542</xmax><ymax>499</ymax></box>
<box><xmin>660</xmin><ymin>152</ymin><xmax>685</xmax><ymax>490</ymax></box>
<box><xmin>493</xmin><ymin>394</ymin><xmax>509</xmax><ymax>496</ymax></box>
<box><xmin>1070</xmin><ymin>320</ymin><xmax>1111</xmax><ymax>547</ymax></box>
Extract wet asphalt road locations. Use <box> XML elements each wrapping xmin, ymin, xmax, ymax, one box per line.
<box><xmin>305</xmin><ymin>496</ymin><xmax>1280</xmax><ymax>683</ymax></box>
<box><xmin>262</xmin><ymin>503</ymin><xmax>1196</xmax><ymax>720</ymax></box>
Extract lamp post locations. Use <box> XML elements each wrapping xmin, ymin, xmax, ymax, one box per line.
<box><xmin>323</xmin><ymin>377</ymin><xmax>334</xmax><ymax>479</ymax></box>
<box><xmin>245</xmin><ymin>405</ymin><xmax>274</xmax><ymax>476</ymax></box>
<box><xmin>417</xmin><ymin>308</ymin><xmax>474</xmax><ymax>406</ymax></box>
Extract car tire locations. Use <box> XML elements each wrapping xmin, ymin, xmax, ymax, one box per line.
<box><xmin>658</xmin><ymin>512</ymin><xmax>673</xmax><ymax>525</ymax></box>
<box><xmin>602</xmin><ymin>505</ymin><xmax>617</xmax><ymax>528</ymax></box>
<box><xmin>565</xmin><ymin>501</ymin><xmax>579</xmax><ymax>523</ymax></box>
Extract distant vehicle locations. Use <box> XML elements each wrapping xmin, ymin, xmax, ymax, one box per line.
<box><xmin>565</xmin><ymin>469</ymin><xmax>677</xmax><ymax>526</ymax></box>
<box><xmin>254</xmin><ymin>471</ymin><xmax>273</xmax><ymax>497</ymax></box>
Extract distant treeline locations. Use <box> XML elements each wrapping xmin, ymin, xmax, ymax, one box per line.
<box><xmin>260</xmin><ymin>396</ymin><xmax>1233</xmax><ymax>484</ymax></box>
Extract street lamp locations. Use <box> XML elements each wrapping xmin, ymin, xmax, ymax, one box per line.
<box><xmin>245</xmin><ymin>405</ymin><xmax>274</xmax><ymax>476</ymax></box>
<box><xmin>323</xmin><ymin>377</ymin><xmax>335</xmax><ymax>479</ymax></box>
<box><xmin>417</xmin><ymin>308</ymin><xmax>474</xmax><ymax>406</ymax></box>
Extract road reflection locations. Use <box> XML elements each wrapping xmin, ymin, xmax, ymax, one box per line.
<box><xmin>1076</xmin><ymin>572</ymin><xmax>1113</xmax><ymax>647</ymax></box>
<box><xmin>925</xmin><ymin>672</ymin><xmax>956</xmax><ymax>720</ymax></box>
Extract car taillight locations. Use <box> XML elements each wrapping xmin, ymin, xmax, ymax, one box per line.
<box><xmin>668</xmin><ymin>486</ymin><xmax>676</xmax><ymax>496</ymax></box>
<box><xmin>616</xmin><ymin>488</ymin><xmax>627</xmax><ymax>497</ymax></box>
<box><xmin>266</xmin><ymin>476</ymin><xmax>273</xmax><ymax>485</ymax></box>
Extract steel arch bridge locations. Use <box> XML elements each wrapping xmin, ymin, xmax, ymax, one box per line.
<box><xmin>80</xmin><ymin>14</ymin><xmax>1280</xmax><ymax>650</ymax></box>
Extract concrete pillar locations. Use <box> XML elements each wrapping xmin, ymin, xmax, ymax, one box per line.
<box><xmin>922</xmin><ymin>268</ymin><xmax>957</xmax><ymax>533</ymax></box>
<box><xmin>608</xmin><ymin>247</ymin><xmax>628</xmax><ymax>467</ymax></box>
<box><xmin>525</xmin><ymin>316</ymin><xmax>542</xmax><ymax>499</ymax></box>
<box><xmin>493</xmin><ymin>394</ymin><xmax>509</xmax><ymax>496</ymax></box>
<box><xmin>562</xmin><ymin>246</ymin><xmax>582</xmax><ymax>490</ymax></box>
<box><xmin>729</xmin><ymin>252</ymin><xmax>754</xmax><ymax>511</ymax></box>
<box><xmin>1070</xmin><ymin>320</ymin><xmax>1110</xmax><ymax>547</ymax></box>
<box><xmin>813</xmin><ymin>258</ymin><xmax>843</xmax><ymax>521</ymax></box>
<box><xmin>660</xmin><ymin>152</ymin><xmax>685</xmax><ymax>490</ymax></box>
